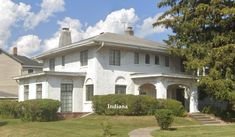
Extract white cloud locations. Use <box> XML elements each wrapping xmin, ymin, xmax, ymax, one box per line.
<box><xmin>11</xmin><ymin>35</ymin><xmax>41</xmax><ymax>57</ymax></box>
<box><xmin>24</xmin><ymin>0</ymin><xmax>65</xmax><ymax>29</ymax></box>
<box><xmin>0</xmin><ymin>0</ymin><xmax>31</xmax><ymax>48</ymax></box>
<box><xmin>136</xmin><ymin>13</ymin><xmax>166</xmax><ymax>37</ymax></box>
<box><xmin>0</xmin><ymin>0</ymin><xmax>65</xmax><ymax>50</ymax></box>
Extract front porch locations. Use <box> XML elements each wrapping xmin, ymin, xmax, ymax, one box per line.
<box><xmin>131</xmin><ymin>73</ymin><xmax>199</xmax><ymax>113</ymax></box>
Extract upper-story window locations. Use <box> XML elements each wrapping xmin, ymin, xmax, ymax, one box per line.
<box><xmin>165</xmin><ymin>56</ymin><xmax>169</xmax><ymax>67</ymax></box>
<box><xmin>109</xmin><ymin>49</ymin><xmax>120</xmax><ymax>66</ymax></box>
<box><xmin>49</xmin><ymin>58</ymin><xmax>55</xmax><ymax>71</ymax></box>
<box><xmin>80</xmin><ymin>50</ymin><xmax>88</xmax><ymax>66</ymax></box>
<box><xmin>28</xmin><ymin>69</ymin><xmax>34</xmax><ymax>74</ymax></box>
<box><xmin>62</xmin><ymin>56</ymin><xmax>65</xmax><ymax>66</ymax></box>
<box><xmin>134</xmin><ymin>52</ymin><xmax>139</xmax><ymax>64</ymax></box>
<box><xmin>155</xmin><ymin>55</ymin><xmax>160</xmax><ymax>65</ymax></box>
<box><xmin>180</xmin><ymin>59</ymin><xmax>185</xmax><ymax>72</ymax></box>
<box><xmin>145</xmin><ymin>54</ymin><xmax>150</xmax><ymax>64</ymax></box>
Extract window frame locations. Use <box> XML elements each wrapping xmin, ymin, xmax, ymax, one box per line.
<box><xmin>24</xmin><ymin>85</ymin><xmax>29</xmax><ymax>100</ymax></box>
<box><xmin>60</xmin><ymin>83</ymin><xmax>73</xmax><ymax>112</ymax></box>
<box><xmin>109</xmin><ymin>49</ymin><xmax>120</xmax><ymax>66</ymax></box>
<box><xmin>36</xmin><ymin>84</ymin><xmax>42</xmax><ymax>99</ymax></box>
<box><xmin>145</xmin><ymin>54</ymin><xmax>150</xmax><ymax>64</ymax></box>
<box><xmin>134</xmin><ymin>52</ymin><xmax>139</xmax><ymax>64</ymax></box>
<box><xmin>165</xmin><ymin>56</ymin><xmax>170</xmax><ymax>67</ymax></box>
<box><xmin>49</xmin><ymin>58</ymin><xmax>55</xmax><ymax>71</ymax></box>
<box><xmin>115</xmin><ymin>85</ymin><xmax>126</xmax><ymax>94</ymax></box>
<box><xmin>86</xmin><ymin>84</ymin><xmax>94</xmax><ymax>101</ymax></box>
<box><xmin>155</xmin><ymin>55</ymin><xmax>160</xmax><ymax>65</ymax></box>
<box><xmin>80</xmin><ymin>50</ymin><xmax>88</xmax><ymax>66</ymax></box>
<box><xmin>62</xmin><ymin>56</ymin><xmax>65</xmax><ymax>67</ymax></box>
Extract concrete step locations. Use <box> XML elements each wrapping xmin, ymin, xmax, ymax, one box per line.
<box><xmin>189</xmin><ymin>113</ymin><xmax>224</xmax><ymax>125</ymax></box>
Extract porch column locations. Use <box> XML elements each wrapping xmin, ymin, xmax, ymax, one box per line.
<box><xmin>155</xmin><ymin>80</ymin><xmax>167</xmax><ymax>99</ymax></box>
<box><xmin>189</xmin><ymin>85</ymin><xmax>199</xmax><ymax>113</ymax></box>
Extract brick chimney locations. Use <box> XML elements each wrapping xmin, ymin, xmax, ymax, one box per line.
<box><xmin>125</xmin><ymin>26</ymin><xmax>134</xmax><ymax>36</ymax></box>
<box><xmin>59</xmin><ymin>28</ymin><xmax>72</xmax><ymax>47</ymax></box>
<box><xmin>13</xmin><ymin>47</ymin><xmax>17</xmax><ymax>56</ymax></box>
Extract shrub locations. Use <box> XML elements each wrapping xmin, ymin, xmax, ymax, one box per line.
<box><xmin>92</xmin><ymin>94</ymin><xmax>158</xmax><ymax>115</ymax></box>
<box><xmin>155</xmin><ymin>109</ymin><xmax>174</xmax><ymax>130</ymax></box>
<box><xmin>157</xmin><ymin>99</ymin><xmax>186</xmax><ymax>117</ymax></box>
<box><xmin>20</xmin><ymin>99</ymin><xmax>61</xmax><ymax>122</ymax></box>
<box><xmin>0</xmin><ymin>100</ymin><xmax>21</xmax><ymax>118</ymax></box>
<box><xmin>92</xmin><ymin>94</ymin><xmax>186</xmax><ymax>116</ymax></box>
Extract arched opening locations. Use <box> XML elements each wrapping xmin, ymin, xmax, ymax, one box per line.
<box><xmin>167</xmin><ymin>84</ymin><xmax>189</xmax><ymax>111</ymax></box>
<box><xmin>139</xmin><ymin>83</ymin><xmax>156</xmax><ymax>98</ymax></box>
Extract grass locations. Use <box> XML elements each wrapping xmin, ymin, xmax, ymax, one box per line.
<box><xmin>0</xmin><ymin>115</ymin><xmax>198</xmax><ymax>137</ymax></box>
<box><xmin>152</xmin><ymin>124</ymin><xmax>235</xmax><ymax>137</ymax></box>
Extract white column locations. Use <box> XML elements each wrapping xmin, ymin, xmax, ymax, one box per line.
<box><xmin>155</xmin><ymin>80</ymin><xmax>167</xmax><ymax>99</ymax></box>
<box><xmin>189</xmin><ymin>85</ymin><xmax>199</xmax><ymax>113</ymax></box>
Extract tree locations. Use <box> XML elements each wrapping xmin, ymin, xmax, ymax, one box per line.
<box><xmin>154</xmin><ymin>0</ymin><xmax>235</xmax><ymax>110</ymax></box>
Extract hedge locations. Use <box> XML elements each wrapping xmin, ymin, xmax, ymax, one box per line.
<box><xmin>92</xmin><ymin>94</ymin><xmax>186</xmax><ymax>116</ymax></box>
<box><xmin>20</xmin><ymin>99</ymin><xmax>61</xmax><ymax>121</ymax></box>
<box><xmin>0</xmin><ymin>100</ymin><xmax>20</xmax><ymax>118</ymax></box>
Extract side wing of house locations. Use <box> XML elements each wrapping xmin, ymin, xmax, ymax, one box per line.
<box><xmin>0</xmin><ymin>51</ymin><xmax>21</xmax><ymax>98</ymax></box>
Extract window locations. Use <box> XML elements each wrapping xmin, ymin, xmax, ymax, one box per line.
<box><xmin>109</xmin><ymin>49</ymin><xmax>120</xmax><ymax>66</ymax></box>
<box><xmin>24</xmin><ymin>85</ymin><xmax>29</xmax><ymax>100</ymax></box>
<box><xmin>115</xmin><ymin>85</ymin><xmax>126</xmax><ymax>94</ymax></box>
<box><xmin>36</xmin><ymin>84</ymin><xmax>42</xmax><ymax>99</ymax></box>
<box><xmin>80</xmin><ymin>50</ymin><xmax>88</xmax><ymax>66</ymax></box>
<box><xmin>86</xmin><ymin>85</ymin><xmax>94</xmax><ymax>101</ymax></box>
<box><xmin>28</xmin><ymin>69</ymin><xmax>34</xmax><ymax>74</ymax></box>
<box><xmin>61</xmin><ymin>84</ymin><xmax>73</xmax><ymax>112</ymax></box>
<box><xmin>145</xmin><ymin>54</ymin><xmax>150</xmax><ymax>64</ymax></box>
<box><xmin>165</xmin><ymin>56</ymin><xmax>169</xmax><ymax>67</ymax></box>
<box><xmin>180</xmin><ymin>59</ymin><xmax>185</xmax><ymax>72</ymax></box>
<box><xmin>49</xmin><ymin>58</ymin><xmax>55</xmax><ymax>71</ymax></box>
<box><xmin>155</xmin><ymin>55</ymin><xmax>159</xmax><ymax>65</ymax></box>
<box><xmin>134</xmin><ymin>52</ymin><xmax>139</xmax><ymax>64</ymax></box>
<box><xmin>62</xmin><ymin>56</ymin><xmax>65</xmax><ymax>66</ymax></box>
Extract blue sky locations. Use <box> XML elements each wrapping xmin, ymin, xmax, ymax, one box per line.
<box><xmin>1</xmin><ymin>0</ymin><xmax>171</xmax><ymax>56</ymax></box>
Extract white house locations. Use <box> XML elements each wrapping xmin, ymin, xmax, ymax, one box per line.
<box><xmin>14</xmin><ymin>27</ymin><xmax>199</xmax><ymax>113</ymax></box>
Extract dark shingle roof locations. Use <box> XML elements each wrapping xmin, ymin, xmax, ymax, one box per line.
<box><xmin>0</xmin><ymin>48</ymin><xmax>42</xmax><ymax>67</ymax></box>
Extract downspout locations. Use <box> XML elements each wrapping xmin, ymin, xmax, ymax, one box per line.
<box><xmin>95</xmin><ymin>41</ymin><xmax>105</xmax><ymax>52</ymax></box>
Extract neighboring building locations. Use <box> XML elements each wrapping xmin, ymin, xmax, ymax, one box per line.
<box><xmin>15</xmin><ymin>27</ymin><xmax>199</xmax><ymax>113</ymax></box>
<box><xmin>0</xmin><ymin>48</ymin><xmax>43</xmax><ymax>99</ymax></box>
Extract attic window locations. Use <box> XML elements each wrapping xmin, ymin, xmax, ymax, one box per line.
<box><xmin>28</xmin><ymin>69</ymin><xmax>34</xmax><ymax>74</ymax></box>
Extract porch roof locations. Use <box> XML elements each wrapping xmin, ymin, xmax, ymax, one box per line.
<box><xmin>130</xmin><ymin>73</ymin><xmax>197</xmax><ymax>80</ymax></box>
<box><xmin>14</xmin><ymin>71</ymin><xmax>86</xmax><ymax>80</ymax></box>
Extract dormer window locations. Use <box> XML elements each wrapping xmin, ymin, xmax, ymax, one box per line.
<box><xmin>80</xmin><ymin>50</ymin><xmax>88</xmax><ymax>66</ymax></box>
<box><xmin>145</xmin><ymin>54</ymin><xmax>150</xmax><ymax>64</ymax></box>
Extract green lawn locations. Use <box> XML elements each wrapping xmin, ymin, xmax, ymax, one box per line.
<box><xmin>152</xmin><ymin>124</ymin><xmax>235</xmax><ymax>137</ymax></box>
<box><xmin>0</xmin><ymin>115</ymin><xmax>198</xmax><ymax>137</ymax></box>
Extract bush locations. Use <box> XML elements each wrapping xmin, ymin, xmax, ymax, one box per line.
<box><xmin>0</xmin><ymin>100</ymin><xmax>21</xmax><ymax>118</ymax></box>
<box><xmin>155</xmin><ymin>109</ymin><xmax>174</xmax><ymax>130</ymax></box>
<box><xmin>157</xmin><ymin>99</ymin><xmax>186</xmax><ymax>117</ymax></box>
<box><xmin>92</xmin><ymin>94</ymin><xmax>186</xmax><ymax>116</ymax></box>
<box><xmin>20</xmin><ymin>99</ymin><xmax>61</xmax><ymax>122</ymax></box>
<box><xmin>92</xmin><ymin>94</ymin><xmax>158</xmax><ymax>116</ymax></box>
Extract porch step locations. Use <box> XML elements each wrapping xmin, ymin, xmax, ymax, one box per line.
<box><xmin>189</xmin><ymin>113</ymin><xmax>225</xmax><ymax>125</ymax></box>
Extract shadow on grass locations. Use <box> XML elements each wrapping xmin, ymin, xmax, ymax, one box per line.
<box><xmin>0</xmin><ymin>121</ymin><xmax>7</xmax><ymax>126</ymax></box>
<box><xmin>168</xmin><ymin>128</ymin><xmax>177</xmax><ymax>131</ymax></box>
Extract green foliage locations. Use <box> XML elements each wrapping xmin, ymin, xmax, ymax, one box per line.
<box><xmin>92</xmin><ymin>95</ymin><xmax>186</xmax><ymax>116</ymax></box>
<box><xmin>101</xmin><ymin>120</ymin><xmax>112</xmax><ymax>137</ymax></box>
<box><xmin>157</xmin><ymin>99</ymin><xmax>186</xmax><ymax>117</ymax></box>
<box><xmin>0</xmin><ymin>100</ymin><xmax>21</xmax><ymax>118</ymax></box>
<box><xmin>155</xmin><ymin>109</ymin><xmax>174</xmax><ymax>130</ymax></box>
<box><xmin>155</xmin><ymin>0</ymin><xmax>235</xmax><ymax>110</ymax></box>
<box><xmin>20</xmin><ymin>99</ymin><xmax>61</xmax><ymax>122</ymax></box>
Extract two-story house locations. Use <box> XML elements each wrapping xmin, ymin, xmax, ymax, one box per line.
<box><xmin>15</xmin><ymin>27</ymin><xmax>198</xmax><ymax>113</ymax></box>
<box><xmin>0</xmin><ymin>48</ymin><xmax>43</xmax><ymax>99</ymax></box>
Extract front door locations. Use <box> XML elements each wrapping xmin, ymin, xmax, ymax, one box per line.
<box><xmin>176</xmin><ymin>88</ymin><xmax>185</xmax><ymax>107</ymax></box>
